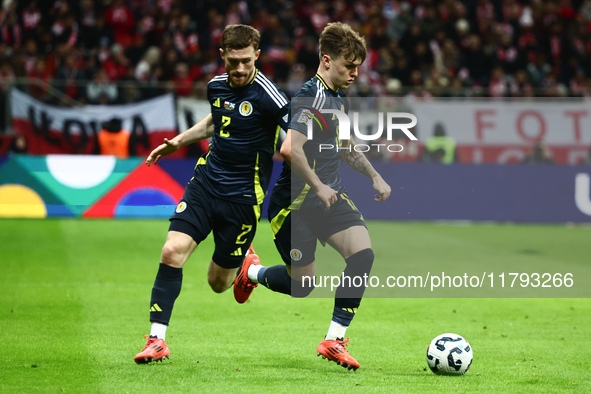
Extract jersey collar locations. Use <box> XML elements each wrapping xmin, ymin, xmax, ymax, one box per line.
<box><xmin>249</xmin><ymin>69</ymin><xmax>259</xmax><ymax>85</ymax></box>
<box><xmin>315</xmin><ymin>73</ymin><xmax>338</xmax><ymax>95</ymax></box>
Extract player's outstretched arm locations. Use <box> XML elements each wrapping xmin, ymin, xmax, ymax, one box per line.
<box><xmin>146</xmin><ymin>113</ymin><xmax>214</xmax><ymax>166</ymax></box>
<box><xmin>287</xmin><ymin>129</ymin><xmax>338</xmax><ymax>210</ymax></box>
<box><xmin>341</xmin><ymin>140</ymin><xmax>391</xmax><ymax>202</ymax></box>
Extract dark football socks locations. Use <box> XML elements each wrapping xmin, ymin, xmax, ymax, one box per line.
<box><xmin>254</xmin><ymin>264</ymin><xmax>315</xmax><ymax>297</ymax></box>
<box><xmin>332</xmin><ymin>248</ymin><xmax>375</xmax><ymax>327</ymax></box>
<box><xmin>257</xmin><ymin>265</ymin><xmax>291</xmax><ymax>295</ymax></box>
<box><xmin>149</xmin><ymin>263</ymin><xmax>183</xmax><ymax>325</ymax></box>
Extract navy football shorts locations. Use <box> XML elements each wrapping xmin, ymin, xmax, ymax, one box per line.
<box><xmin>271</xmin><ymin>191</ymin><xmax>366</xmax><ymax>267</ymax></box>
<box><xmin>169</xmin><ymin>179</ymin><xmax>260</xmax><ymax>269</ymax></box>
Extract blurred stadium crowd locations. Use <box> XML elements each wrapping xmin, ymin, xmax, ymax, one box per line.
<box><xmin>1</xmin><ymin>0</ymin><xmax>591</xmax><ymax>105</ymax></box>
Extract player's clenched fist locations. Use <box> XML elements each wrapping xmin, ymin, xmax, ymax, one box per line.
<box><xmin>315</xmin><ymin>184</ymin><xmax>338</xmax><ymax>210</ymax></box>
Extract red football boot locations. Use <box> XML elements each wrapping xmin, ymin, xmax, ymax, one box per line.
<box><xmin>245</xmin><ymin>244</ymin><xmax>255</xmax><ymax>257</ymax></box>
<box><xmin>134</xmin><ymin>335</ymin><xmax>170</xmax><ymax>364</ymax></box>
<box><xmin>233</xmin><ymin>244</ymin><xmax>261</xmax><ymax>304</ymax></box>
<box><xmin>317</xmin><ymin>337</ymin><xmax>360</xmax><ymax>371</ymax></box>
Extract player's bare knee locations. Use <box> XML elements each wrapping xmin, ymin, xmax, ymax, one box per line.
<box><xmin>161</xmin><ymin>243</ymin><xmax>184</xmax><ymax>267</ymax></box>
<box><xmin>208</xmin><ymin>280</ymin><xmax>225</xmax><ymax>293</ymax></box>
<box><xmin>207</xmin><ymin>276</ymin><xmax>231</xmax><ymax>293</ymax></box>
<box><xmin>207</xmin><ymin>261</ymin><xmax>235</xmax><ymax>293</ymax></box>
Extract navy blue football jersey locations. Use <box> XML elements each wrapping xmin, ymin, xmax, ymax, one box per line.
<box><xmin>270</xmin><ymin>74</ymin><xmax>348</xmax><ymax>211</ymax></box>
<box><xmin>194</xmin><ymin>70</ymin><xmax>289</xmax><ymax>205</ymax></box>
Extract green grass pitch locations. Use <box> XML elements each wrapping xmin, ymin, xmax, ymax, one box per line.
<box><xmin>1</xmin><ymin>219</ymin><xmax>590</xmax><ymax>393</ymax></box>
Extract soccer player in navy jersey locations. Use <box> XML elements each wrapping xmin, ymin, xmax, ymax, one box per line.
<box><xmin>234</xmin><ymin>22</ymin><xmax>391</xmax><ymax>371</ymax></box>
<box><xmin>134</xmin><ymin>24</ymin><xmax>289</xmax><ymax>364</ymax></box>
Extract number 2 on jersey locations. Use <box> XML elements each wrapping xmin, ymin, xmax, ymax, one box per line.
<box><xmin>220</xmin><ymin>116</ymin><xmax>231</xmax><ymax>137</ymax></box>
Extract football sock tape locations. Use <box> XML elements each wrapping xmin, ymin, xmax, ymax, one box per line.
<box><xmin>150</xmin><ymin>322</ymin><xmax>167</xmax><ymax>340</ymax></box>
<box><xmin>248</xmin><ymin>264</ymin><xmax>265</xmax><ymax>283</ymax></box>
<box><xmin>326</xmin><ymin>320</ymin><xmax>348</xmax><ymax>341</ymax></box>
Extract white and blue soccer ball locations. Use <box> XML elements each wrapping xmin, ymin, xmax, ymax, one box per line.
<box><xmin>426</xmin><ymin>333</ymin><xmax>473</xmax><ymax>375</ymax></box>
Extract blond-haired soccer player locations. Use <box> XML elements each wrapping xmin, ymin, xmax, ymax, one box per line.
<box><xmin>134</xmin><ymin>24</ymin><xmax>289</xmax><ymax>364</ymax></box>
<box><xmin>234</xmin><ymin>22</ymin><xmax>391</xmax><ymax>370</ymax></box>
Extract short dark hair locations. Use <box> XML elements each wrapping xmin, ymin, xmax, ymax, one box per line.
<box><xmin>221</xmin><ymin>24</ymin><xmax>260</xmax><ymax>52</ymax></box>
<box><xmin>319</xmin><ymin>22</ymin><xmax>366</xmax><ymax>63</ymax></box>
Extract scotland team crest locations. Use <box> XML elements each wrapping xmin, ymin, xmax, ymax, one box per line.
<box><xmin>290</xmin><ymin>249</ymin><xmax>302</xmax><ymax>261</ymax></box>
<box><xmin>239</xmin><ymin>101</ymin><xmax>253</xmax><ymax>116</ymax></box>
<box><xmin>176</xmin><ymin>201</ymin><xmax>187</xmax><ymax>213</ymax></box>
